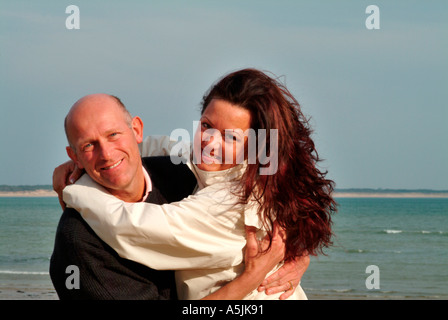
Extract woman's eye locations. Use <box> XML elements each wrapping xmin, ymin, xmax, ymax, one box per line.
<box><xmin>225</xmin><ymin>133</ymin><xmax>239</xmax><ymax>142</ymax></box>
<box><xmin>201</xmin><ymin>122</ymin><xmax>211</xmax><ymax>129</ymax></box>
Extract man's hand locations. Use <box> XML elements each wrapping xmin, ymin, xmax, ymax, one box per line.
<box><xmin>52</xmin><ymin>160</ymin><xmax>83</xmax><ymax>210</ymax></box>
<box><xmin>258</xmin><ymin>254</ymin><xmax>310</xmax><ymax>300</ymax></box>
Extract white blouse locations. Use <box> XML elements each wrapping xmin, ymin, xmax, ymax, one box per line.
<box><xmin>63</xmin><ymin>136</ymin><xmax>307</xmax><ymax>300</ymax></box>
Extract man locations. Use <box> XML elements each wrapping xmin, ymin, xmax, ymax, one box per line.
<box><xmin>50</xmin><ymin>93</ymin><xmax>200</xmax><ymax>299</ymax></box>
<box><xmin>50</xmin><ymin>94</ymin><xmax>308</xmax><ymax>299</ymax></box>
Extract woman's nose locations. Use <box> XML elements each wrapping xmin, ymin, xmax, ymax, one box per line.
<box><xmin>202</xmin><ymin>129</ymin><xmax>222</xmax><ymax>149</ymax></box>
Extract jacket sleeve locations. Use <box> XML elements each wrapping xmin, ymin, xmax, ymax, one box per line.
<box><xmin>63</xmin><ymin>174</ymin><xmax>245</xmax><ymax>271</ymax></box>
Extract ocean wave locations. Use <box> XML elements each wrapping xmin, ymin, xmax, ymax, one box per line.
<box><xmin>346</xmin><ymin>249</ymin><xmax>372</xmax><ymax>254</ymax></box>
<box><xmin>344</xmin><ymin>248</ymin><xmax>404</xmax><ymax>255</ymax></box>
<box><xmin>304</xmin><ymin>287</ymin><xmax>354</xmax><ymax>294</ymax></box>
<box><xmin>0</xmin><ymin>270</ymin><xmax>49</xmax><ymax>275</ymax></box>
<box><xmin>343</xmin><ymin>248</ymin><xmax>402</xmax><ymax>254</ymax></box>
<box><xmin>382</xmin><ymin>229</ymin><xmax>446</xmax><ymax>236</ymax></box>
<box><xmin>384</xmin><ymin>229</ymin><xmax>402</xmax><ymax>234</ymax></box>
<box><xmin>420</xmin><ymin>230</ymin><xmax>447</xmax><ymax>235</ymax></box>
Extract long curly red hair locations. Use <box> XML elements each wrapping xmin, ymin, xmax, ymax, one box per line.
<box><xmin>201</xmin><ymin>68</ymin><xmax>337</xmax><ymax>259</ymax></box>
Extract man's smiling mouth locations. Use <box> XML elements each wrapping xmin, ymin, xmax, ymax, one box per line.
<box><xmin>101</xmin><ymin>159</ymin><xmax>123</xmax><ymax>170</ymax></box>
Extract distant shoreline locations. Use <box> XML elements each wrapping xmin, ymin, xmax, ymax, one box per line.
<box><xmin>333</xmin><ymin>192</ymin><xmax>448</xmax><ymax>198</ymax></box>
<box><xmin>0</xmin><ymin>190</ymin><xmax>57</xmax><ymax>197</ymax></box>
<box><xmin>1</xmin><ymin>189</ymin><xmax>448</xmax><ymax>198</ymax></box>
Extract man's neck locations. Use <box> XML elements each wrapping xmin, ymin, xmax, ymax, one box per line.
<box><xmin>107</xmin><ymin>167</ymin><xmax>146</xmax><ymax>202</ymax></box>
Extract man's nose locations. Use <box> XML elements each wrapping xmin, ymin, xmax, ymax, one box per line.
<box><xmin>98</xmin><ymin>142</ymin><xmax>112</xmax><ymax>160</ymax></box>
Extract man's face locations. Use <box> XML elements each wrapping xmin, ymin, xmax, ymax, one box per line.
<box><xmin>66</xmin><ymin>95</ymin><xmax>144</xmax><ymax>200</ymax></box>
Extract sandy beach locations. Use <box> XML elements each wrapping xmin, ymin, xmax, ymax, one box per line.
<box><xmin>0</xmin><ymin>190</ymin><xmax>57</xmax><ymax>197</ymax></box>
<box><xmin>0</xmin><ymin>286</ymin><xmax>58</xmax><ymax>300</ymax></box>
<box><xmin>0</xmin><ymin>287</ymin><xmax>429</xmax><ymax>300</ymax></box>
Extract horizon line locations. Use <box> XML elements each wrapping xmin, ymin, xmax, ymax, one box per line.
<box><xmin>1</xmin><ymin>185</ymin><xmax>448</xmax><ymax>193</ymax></box>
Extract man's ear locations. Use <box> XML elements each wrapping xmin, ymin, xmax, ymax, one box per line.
<box><xmin>132</xmin><ymin>116</ymin><xmax>144</xmax><ymax>144</ymax></box>
<box><xmin>66</xmin><ymin>146</ymin><xmax>84</xmax><ymax>169</ymax></box>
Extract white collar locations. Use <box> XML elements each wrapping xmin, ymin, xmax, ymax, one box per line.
<box><xmin>187</xmin><ymin>160</ymin><xmax>247</xmax><ymax>189</ymax></box>
<box><xmin>140</xmin><ymin>166</ymin><xmax>152</xmax><ymax>202</ymax></box>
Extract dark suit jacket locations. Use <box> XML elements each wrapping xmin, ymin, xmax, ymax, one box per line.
<box><xmin>49</xmin><ymin>156</ymin><xmax>197</xmax><ymax>300</ymax></box>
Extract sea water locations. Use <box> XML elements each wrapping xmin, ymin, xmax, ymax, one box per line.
<box><xmin>0</xmin><ymin>197</ymin><xmax>447</xmax><ymax>299</ymax></box>
<box><xmin>302</xmin><ymin>198</ymin><xmax>448</xmax><ymax>299</ymax></box>
<box><xmin>0</xmin><ymin>197</ymin><xmax>60</xmax><ymax>299</ymax></box>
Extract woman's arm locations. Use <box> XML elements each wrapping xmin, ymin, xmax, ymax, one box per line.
<box><xmin>203</xmin><ymin>225</ymin><xmax>285</xmax><ymax>300</ymax></box>
<box><xmin>63</xmin><ymin>174</ymin><xmax>245</xmax><ymax>271</ymax></box>
<box><xmin>53</xmin><ymin>160</ymin><xmax>83</xmax><ymax>210</ymax></box>
<box><xmin>53</xmin><ymin>136</ymin><xmax>190</xmax><ymax>210</ymax></box>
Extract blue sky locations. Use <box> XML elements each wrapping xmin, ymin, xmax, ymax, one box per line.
<box><xmin>1</xmin><ymin>0</ymin><xmax>447</xmax><ymax>189</ymax></box>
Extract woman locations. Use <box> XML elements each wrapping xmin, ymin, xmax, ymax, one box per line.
<box><xmin>59</xmin><ymin>68</ymin><xmax>336</xmax><ymax>299</ymax></box>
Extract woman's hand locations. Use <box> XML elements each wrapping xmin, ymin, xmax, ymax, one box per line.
<box><xmin>243</xmin><ymin>223</ymin><xmax>286</xmax><ymax>284</ymax></box>
<box><xmin>202</xmin><ymin>223</ymin><xmax>286</xmax><ymax>300</ymax></box>
<box><xmin>52</xmin><ymin>160</ymin><xmax>83</xmax><ymax>210</ymax></box>
<box><xmin>258</xmin><ymin>254</ymin><xmax>310</xmax><ymax>300</ymax></box>
<box><xmin>247</xmin><ymin>224</ymin><xmax>310</xmax><ymax>300</ymax></box>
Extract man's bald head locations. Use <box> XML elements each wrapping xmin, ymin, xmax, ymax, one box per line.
<box><xmin>63</xmin><ymin>93</ymin><xmax>145</xmax><ymax>202</ymax></box>
<box><xmin>65</xmin><ymin>94</ymin><xmax>132</xmax><ymax>148</ymax></box>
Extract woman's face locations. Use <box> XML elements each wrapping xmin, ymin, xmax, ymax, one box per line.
<box><xmin>194</xmin><ymin>99</ymin><xmax>251</xmax><ymax>171</ymax></box>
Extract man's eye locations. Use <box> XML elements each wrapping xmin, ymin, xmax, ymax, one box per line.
<box><xmin>83</xmin><ymin>143</ymin><xmax>93</xmax><ymax>151</ymax></box>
